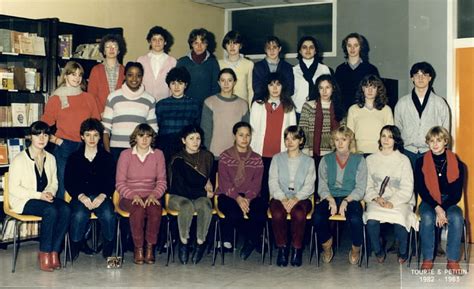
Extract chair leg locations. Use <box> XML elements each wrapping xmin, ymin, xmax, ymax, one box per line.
<box><xmin>407</xmin><ymin>228</ymin><xmax>413</xmax><ymax>268</ymax></box>
<box><xmin>212</xmin><ymin>218</ymin><xmax>218</xmax><ymax>266</ymax></box>
<box><xmin>63</xmin><ymin>233</ymin><xmax>68</xmax><ymax>268</ymax></box>
<box><xmin>336</xmin><ymin>222</ymin><xmax>340</xmax><ymax>251</ymax></box>
<box><xmin>166</xmin><ymin>218</ymin><xmax>172</xmax><ymax>266</ymax></box>
<box><xmin>315</xmin><ymin>232</ymin><xmax>320</xmax><ymax>267</ymax></box>
<box><xmin>218</xmin><ymin>219</ymin><xmax>224</xmax><ymax>265</ymax></box>
<box><xmin>261</xmin><ymin>223</ymin><xmax>266</xmax><ymax>264</ymax></box>
<box><xmin>309</xmin><ymin>225</ymin><xmax>314</xmax><ymax>263</ymax></box>
<box><xmin>464</xmin><ymin>222</ymin><xmax>469</xmax><ymax>272</ymax></box>
<box><xmin>12</xmin><ymin>220</ymin><xmax>19</xmax><ymax>273</ymax></box>
<box><xmin>115</xmin><ymin>218</ymin><xmax>121</xmax><ymax>258</ymax></box>
<box><xmin>360</xmin><ymin>225</ymin><xmax>367</xmax><ymax>268</ymax></box>
<box><xmin>233</xmin><ymin>227</ymin><xmax>237</xmax><ymax>258</ymax></box>
<box><xmin>267</xmin><ymin>221</ymin><xmax>272</xmax><ymax>265</ymax></box>
<box><xmin>416</xmin><ymin>231</ymin><xmax>421</xmax><ymax>270</ymax></box>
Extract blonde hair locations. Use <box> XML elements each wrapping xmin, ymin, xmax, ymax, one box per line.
<box><xmin>57</xmin><ymin>61</ymin><xmax>86</xmax><ymax>90</ymax></box>
<box><xmin>425</xmin><ymin>126</ymin><xmax>451</xmax><ymax>147</ymax></box>
<box><xmin>330</xmin><ymin>126</ymin><xmax>357</xmax><ymax>153</ymax></box>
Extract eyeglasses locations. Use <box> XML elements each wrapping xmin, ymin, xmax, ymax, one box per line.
<box><xmin>105</xmin><ymin>44</ymin><xmax>118</xmax><ymax>49</ymax></box>
<box><xmin>413</xmin><ymin>72</ymin><xmax>430</xmax><ymax>79</ymax></box>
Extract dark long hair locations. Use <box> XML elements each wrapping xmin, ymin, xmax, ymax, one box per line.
<box><xmin>264</xmin><ymin>72</ymin><xmax>295</xmax><ymax>113</ymax></box>
<box><xmin>310</xmin><ymin>74</ymin><xmax>344</xmax><ymax>122</ymax></box>
<box><xmin>355</xmin><ymin>74</ymin><xmax>387</xmax><ymax>110</ymax></box>
<box><xmin>378</xmin><ymin>125</ymin><xmax>404</xmax><ymax>152</ymax></box>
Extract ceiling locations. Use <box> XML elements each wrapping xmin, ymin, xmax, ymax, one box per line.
<box><xmin>192</xmin><ymin>0</ymin><xmax>327</xmax><ymax>9</ymax></box>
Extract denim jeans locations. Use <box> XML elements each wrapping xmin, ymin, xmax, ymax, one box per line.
<box><xmin>22</xmin><ymin>198</ymin><xmax>71</xmax><ymax>252</ymax></box>
<box><xmin>419</xmin><ymin>202</ymin><xmax>463</xmax><ymax>261</ymax></box>
<box><xmin>367</xmin><ymin>220</ymin><xmax>408</xmax><ymax>259</ymax></box>
<box><xmin>53</xmin><ymin>139</ymin><xmax>82</xmax><ymax>199</ymax></box>
<box><xmin>69</xmin><ymin>196</ymin><xmax>116</xmax><ymax>243</ymax></box>
<box><xmin>313</xmin><ymin>197</ymin><xmax>364</xmax><ymax>246</ymax></box>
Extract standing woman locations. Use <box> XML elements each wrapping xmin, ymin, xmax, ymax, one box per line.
<box><xmin>65</xmin><ymin>118</ymin><xmax>116</xmax><ymax>260</ymax></box>
<box><xmin>335</xmin><ymin>33</ymin><xmax>380</xmax><ymax>113</ymax></box>
<box><xmin>292</xmin><ymin>36</ymin><xmax>331</xmax><ymax>119</ymax></box>
<box><xmin>137</xmin><ymin>26</ymin><xmax>177</xmax><ymax>102</ymax></box>
<box><xmin>313</xmin><ymin>126</ymin><xmax>367</xmax><ymax>265</ymax></box>
<box><xmin>347</xmin><ymin>74</ymin><xmax>394</xmax><ymax>155</ymax></box>
<box><xmin>8</xmin><ymin>121</ymin><xmax>70</xmax><ymax>271</ymax></box>
<box><xmin>102</xmin><ymin>62</ymin><xmax>158</xmax><ymax>162</ymax></box>
<box><xmin>415</xmin><ymin>126</ymin><xmax>465</xmax><ymax>272</ymax></box>
<box><xmin>88</xmin><ymin>34</ymin><xmax>127</xmax><ymax>114</ymax></box>
<box><xmin>216</xmin><ymin>121</ymin><xmax>266</xmax><ymax>260</ymax></box>
<box><xmin>41</xmin><ymin>61</ymin><xmax>101</xmax><ymax>199</ymax></box>
<box><xmin>176</xmin><ymin>28</ymin><xmax>220</xmax><ymax>107</ymax></box>
<box><xmin>168</xmin><ymin>125</ymin><xmax>215</xmax><ymax>265</ymax></box>
<box><xmin>364</xmin><ymin>125</ymin><xmax>416</xmax><ymax>264</ymax></box>
<box><xmin>299</xmin><ymin>74</ymin><xmax>344</xmax><ymax>159</ymax></box>
<box><xmin>218</xmin><ymin>30</ymin><xmax>254</xmax><ymax>105</ymax></box>
<box><xmin>116</xmin><ymin>124</ymin><xmax>167</xmax><ymax>265</ymax></box>
<box><xmin>269</xmin><ymin>126</ymin><xmax>315</xmax><ymax>267</ymax></box>
<box><xmin>250</xmin><ymin>72</ymin><xmax>296</xmax><ymax>202</ymax></box>
<box><xmin>201</xmin><ymin>68</ymin><xmax>249</xmax><ymax>184</ymax></box>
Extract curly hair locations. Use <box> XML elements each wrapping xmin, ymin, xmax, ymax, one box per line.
<box><xmin>311</xmin><ymin>74</ymin><xmax>345</xmax><ymax>122</ymax></box>
<box><xmin>355</xmin><ymin>74</ymin><xmax>387</xmax><ymax>110</ymax></box>
<box><xmin>296</xmin><ymin>36</ymin><xmax>321</xmax><ymax>62</ymax></box>
<box><xmin>99</xmin><ymin>34</ymin><xmax>127</xmax><ymax>63</ymax></box>
<box><xmin>378</xmin><ymin>125</ymin><xmax>404</xmax><ymax>152</ymax></box>
<box><xmin>129</xmin><ymin>123</ymin><xmax>156</xmax><ymax>149</ymax></box>
<box><xmin>124</xmin><ymin>62</ymin><xmax>144</xmax><ymax>76</ymax></box>
<box><xmin>146</xmin><ymin>26</ymin><xmax>173</xmax><ymax>53</ymax></box>
<box><xmin>264</xmin><ymin>72</ymin><xmax>295</xmax><ymax>113</ymax></box>
<box><xmin>165</xmin><ymin>66</ymin><xmax>191</xmax><ymax>86</ymax></box>
<box><xmin>341</xmin><ymin>33</ymin><xmax>370</xmax><ymax>62</ymax></box>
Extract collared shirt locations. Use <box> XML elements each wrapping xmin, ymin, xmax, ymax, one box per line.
<box><xmin>148</xmin><ymin>51</ymin><xmax>168</xmax><ymax>78</ymax></box>
<box><xmin>348</xmin><ymin>59</ymin><xmax>363</xmax><ymax>70</ymax></box>
<box><xmin>132</xmin><ymin>145</ymin><xmax>154</xmax><ymax>162</ymax></box>
<box><xmin>104</xmin><ymin>63</ymin><xmax>119</xmax><ymax>94</ymax></box>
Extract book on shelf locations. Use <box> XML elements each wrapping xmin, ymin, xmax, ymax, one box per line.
<box><xmin>0</xmin><ymin>29</ymin><xmax>46</xmax><ymax>56</ymax></box>
<box><xmin>19</xmin><ymin>34</ymin><xmax>34</xmax><ymax>55</ymax></box>
<box><xmin>0</xmin><ymin>142</ymin><xmax>8</xmax><ymax>165</ymax></box>
<box><xmin>0</xmin><ymin>71</ymin><xmax>14</xmax><ymax>90</ymax></box>
<box><xmin>7</xmin><ymin>138</ymin><xmax>25</xmax><ymax>163</ymax></box>
<box><xmin>0</xmin><ymin>28</ymin><xmax>14</xmax><ymax>53</ymax></box>
<box><xmin>27</xmin><ymin>103</ymin><xmax>42</xmax><ymax>125</ymax></box>
<box><xmin>32</xmin><ymin>36</ymin><xmax>46</xmax><ymax>56</ymax></box>
<box><xmin>0</xmin><ymin>106</ymin><xmax>12</xmax><ymax>127</ymax></box>
<box><xmin>58</xmin><ymin>34</ymin><xmax>73</xmax><ymax>58</ymax></box>
<box><xmin>11</xmin><ymin>103</ymin><xmax>27</xmax><ymax>127</ymax></box>
<box><xmin>13</xmin><ymin>66</ymin><xmax>26</xmax><ymax>90</ymax></box>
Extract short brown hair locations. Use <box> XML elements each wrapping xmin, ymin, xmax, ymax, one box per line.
<box><xmin>425</xmin><ymin>126</ymin><xmax>451</xmax><ymax>147</ymax></box>
<box><xmin>129</xmin><ymin>123</ymin><xmax>156</xmax><ymax>148</ymax></box>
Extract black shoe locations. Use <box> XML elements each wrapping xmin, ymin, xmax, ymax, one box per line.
<box><xmin>240</xmin><ymin>240</ymin><xmax>255</xmax><ymax>260</ymax></box>
<box><xmin>192</xmin><ymin>243</ymin><xmax>206</xmax><ymax>264</ymax></box>
<box><xmin>102</xmin><ymin>240</ymin><xmax>114</xmax><ymax>259</ymax></box>
<box><xmin>290</xmin><ymin>247</ymin><xmax>303</xmax><ymax>267</ymax></box>
<box><xmin>71</xmin><ymin>241</ymin><xmax>81</xmax><ymax>262</ymax></box>
<box><xmin>178</xmin><ymin>242</ymin><xmax>189</xmax><ymax>265</ymax></box>
<box><xmin>276</xmin><ymin>247</ymin><xmax>289</xmax><ymax>267</ymax></box>
<box><xmin>81</xmin><ymin>241</ymin><xmax>95</xmax><ymax>255</ymax></box>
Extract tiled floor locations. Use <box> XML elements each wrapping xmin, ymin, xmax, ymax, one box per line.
<box><xmin>0</xmin><ymin>239</ymin><xmax>472</xmax><ymax>289</ymax></box>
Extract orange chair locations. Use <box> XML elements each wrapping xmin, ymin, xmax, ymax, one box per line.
<box><xmin>3</xmin><ymin>173</ymin><xmax>70</xmax><ymax>272</ymax></box>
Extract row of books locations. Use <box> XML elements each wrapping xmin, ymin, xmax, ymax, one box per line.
<box><xmin>0</xmin><ymin>103</ymin><xmax>43</xmax><ymax>127</ymax></box>
<box><xmin>2</xmin><ymin>219</ymin><xmax>39</xmax><ymax>240</ymax></box>
<box><xmin>0</xmin><ymin>67</ymin><xmax>41</xmax><ymax>91</ymax></box>
<box><xmin>0</xmin><ymin>138</ymin><xmax>26</xmax><ymax>165</ymax></box>
<box><xmin>0</xmin><ymin>29</ymin><xmax>46</xmax><ymax>56</ymax></box>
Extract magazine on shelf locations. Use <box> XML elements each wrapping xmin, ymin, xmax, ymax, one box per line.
<box><xmin>10</xmin><ymin>103</ymin><xmax>27</xmax><ymax>127</ymax></box>
<box><xmin>7</xmin><ymin>138</ymin><xmax>25</xmax><ymax>163</ymax></box>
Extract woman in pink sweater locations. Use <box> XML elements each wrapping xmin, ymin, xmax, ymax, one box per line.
<box><xmin>116</xmin><ymin>123</ymin><xmax>167</xmax><ymax>265</ymax></box>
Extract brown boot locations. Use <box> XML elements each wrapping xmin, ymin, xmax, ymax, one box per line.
<box><xmin>134</xmin><ymin>247</ymin><xmax>144</xmax><ymax>265</ymax></box>
<box><xmin>321</xmin><ymin>238</ymin><xmax>334</xmax><ymax>263</ymax></box>
<box><xmin>349</xmin><ymin>245</ymin><xmax>361</xmax><ymax>265</ymax></box>
<box><xmin>144</xmin><ymin>244</ymin><xmax>155</xmax><ymax>264</ymax></box>
<box><xmin>49</xmin><ymin>251</ymin><xmax>61</xmax><ymax>270</ymax></box>
<box><xmin>38</xmin><ymin>252</ymin><xmax>53</xmax><ymax>272</ymax></box>
<box><xmin>447</xmin><ymin>260</ymin><xmax>463</xmax><ymax>275</ymax></box>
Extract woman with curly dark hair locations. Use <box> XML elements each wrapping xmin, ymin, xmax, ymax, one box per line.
<box><xmin>347</xmin><ymin>74</ymin><xmax>393</xmax><ymax>155</ymax></box>
<box><xmin>137</xmin><ymin>26</ymin><xmax>177</xmax><ymax>102</ymax></box>
<box><xmin>88</xmin><ymin>34</ymin><xmax>127</xmax><ymax>114</ymax></box>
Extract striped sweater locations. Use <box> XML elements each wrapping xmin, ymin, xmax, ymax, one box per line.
<box><xmin>116</xmin><ymin>148</ymin><xmax>167</xmax><ymax>200</ymax></box>
<box><xmin>102</xmin><ymin>84</ymin><xmax>158</xmax><ymax>148</ymax></box>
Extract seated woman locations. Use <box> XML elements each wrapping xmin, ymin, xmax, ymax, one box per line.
<box><xmin>65</xmin><ymin>118</ymin><xmax>116</xmax><ymax>260</ymax></box>
<box><xmin>217</xmin><ymin>121</ymin><xmax>266</xmax><ymax>260</ymax></box>
<box><xmin>116</xmin><ymin>124</ymin><xmax>167</xmax><ymax>265</ymax></box>
<box><xmin>168</xmin><ymin>125</ymin><xmax>214</xmax><ymax>265</ymax></box>
<box><xmin>313</xmin><ymin>126</ymin><xmax>367</xmax><ymax>265</ymax></box>
<box><xmin>364</xmin><ymin>125</ymin><xmax>416</xmax><ymax>264</ymax></box>
<box><xmin>415</xmin><ymin>126</ymin><xmax>465</xmax><ymax>273</ymax></box>
<box><xmin>8</xmin><ymin>121</ymin><xmax>71</xmax><ymax>272</ymax></box>
<box><xmin>269</xmin><ymin>126</ymin><xmax>315</xmax><ymax>267</ymax></box>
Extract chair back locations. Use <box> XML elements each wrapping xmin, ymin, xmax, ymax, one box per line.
<box><xmin>112</xmin><ymin>191</ymin><xmax>129</xmax><ymax>218</ymax></box>
<box><xmin>3</xmin><ymin>172</ymin><xmax>41</xmax><ymax>221</ymax></box>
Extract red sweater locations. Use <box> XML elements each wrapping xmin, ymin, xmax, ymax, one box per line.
<box><xmin>41</xmin><ymin>91</ymin><xmax>100</xmax><ymax>142</ymax></box>
<box><xmin>262</xmin><ymin>103</ymin><xmax>284</xmax><ymax>157</ymax></box>
<box><xmin>116</xmin><ymin>148</ymin><xmax>167</xmax><ymax>200</ymax></box>
<box><xmin>88</xmin><ymin>63</ymin><xmax>125</xmax><ymax>114</ymax></box>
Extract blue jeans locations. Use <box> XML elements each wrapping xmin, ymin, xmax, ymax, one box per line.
<box><xmin>403</xmin><ymin>149</ymin><xmax>424</xmax><ymax>170</ymax></box>
<box><xmin>53</xmin><ymin>139</ymin><xmax>81</xmax><ymax>199</ymax></box>
<box><xmin>313</xmin><ymin>198</ymin><xmax>364</xmax><ymax>246</ymax></box>
<box><xmin>367</xmin><ymin>220</ymin><xmax>408</xmax><ymax>259</ymax></box>
<box><xmin>69</xmin><ymin>196</ymin><xmax>116</xmax><ymax>243</ymax></box>
<box><xmin>419</xmin><ymin>202</ymin><xmax>463</xmax><ymax>261</ymax></box>
<box><xmin>22</xmin><ymin>198</ymin><xmax>71</xmax><ymax>252</ymax></box>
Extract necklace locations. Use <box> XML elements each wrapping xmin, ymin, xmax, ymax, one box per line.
<box><xmin>435</xmin><ymin>159</ymin><xmax>447</xmax><ymax>177</ymax></box>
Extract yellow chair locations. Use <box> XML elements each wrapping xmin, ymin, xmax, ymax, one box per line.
<box><xmin>263</xmin><ymin>195</ymin><xmax>315</xmax><ymax>265</ymax></box>
<box><xmin>311</xmin><ymin>199</ymin><xmax>366</xmax><ymax>267</ymax></box>
<box><xmin>164</xmin><ymin>193</ymin><xmax>215</xmax><ymax>266</ymax></box>
<box><xmin>3</xmin><ymin>173</ymin><xmax>70</xmax><ymax>273</ymax></box>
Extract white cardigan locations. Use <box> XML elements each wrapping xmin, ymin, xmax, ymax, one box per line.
<box><xmin>249</xmin><ymin>101</ymin><xmax>297</xmax><ymax>156</ymax></box>
<box><xmin>363</xmin><ymin>150</ymin><xmax>418</xmax><ymax>231</ymax></box>
<box><xmin>8</xmin><ymin>149</ymin><xmax>58</xmax><ymax>213</ymax></box>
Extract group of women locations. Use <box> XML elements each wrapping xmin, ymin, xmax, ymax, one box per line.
<box><xmin>7</xmin><ymin>26</ymin><xmax>465</xmax><ymax>275</ymax></box>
